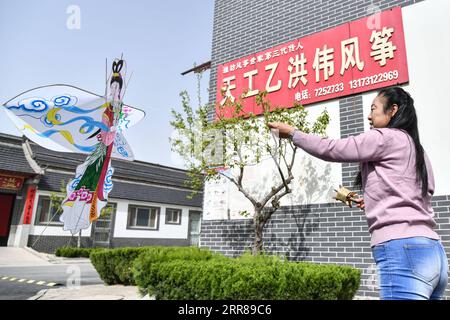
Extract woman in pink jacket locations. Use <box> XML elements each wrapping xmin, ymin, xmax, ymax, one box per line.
<box><xmin>268</xmin><ymin>86</ymin><xmax>448</xmax><ymax>300</ymax></box>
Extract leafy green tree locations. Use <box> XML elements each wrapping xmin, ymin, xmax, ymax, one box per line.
<box><xmin>170</xmin><ymin>88</ymin><xmax>329</xmax><ymax>255</ymax></box>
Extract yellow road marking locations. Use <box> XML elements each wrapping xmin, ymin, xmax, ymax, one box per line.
<box><xmin>1</xmin><ymin>276</ymin><xmax>60</xmax><ymax>286</ymax></box>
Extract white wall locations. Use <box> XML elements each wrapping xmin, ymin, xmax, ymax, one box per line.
<box><xmin>112</xmin><ymin>199</ymin><xmax>200</xmax><ymax>239</ymax></box>
<box><xmin>30</xmin><ymin>190</ymin><xmax>202</xmax><ymax>240</ymax></box>
<box><xmin>401</xmin><ymin>0</ymin><xmax>450</xmax><ymax>196</ymax></box>
<box><xmin>29</xmin><ymin>190</ymin><xmax>92</xmax><ymax>237</ymax></box>
<box><xmin>362</xmin><ymin>0</ymin><xmax>450</xmax><ymax>196</ymax></box>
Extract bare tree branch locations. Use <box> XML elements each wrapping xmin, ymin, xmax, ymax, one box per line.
<box><xmin>218</xmin><ymin>171</ymin><xmax>258</xmax><ymax>207</ymax></box>
<box><xmin>260</xmin><ymin>143</ymin><xmax>297</xmax><ymax>209</ymax></box>
<box><xmin>267</xmin><ymin>143</ymin><xmax>289</xmax><ymax>191</ymax></box>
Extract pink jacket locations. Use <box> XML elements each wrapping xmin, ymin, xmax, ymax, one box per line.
<box><xmin>292</xmin><ymin>128</ymin><xmax>439</xmax><ymax>246</ymax></box>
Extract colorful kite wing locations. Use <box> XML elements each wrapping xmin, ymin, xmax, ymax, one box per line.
<box><xmin>2</xmin><ymin>84</ymin><xmax>145</xmax><ymax>158</ymax></box>
<box><xmin>118</xmin><ymin>103</ymin><xmax>146</xmax><ymax>132</ymax></box>
<box><xmin>3</xmin><ymin>85</ymin><xmax>107</xmax><ymax>154</ymax></box>
<box><xmin>112</xmin><ymin>132</ymin><xmax>135</xmax><ymax>161</ymax></box>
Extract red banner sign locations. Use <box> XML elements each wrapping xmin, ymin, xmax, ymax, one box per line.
<box><xmin>216</xmin><ymin>7</ymin><xmax>409</xmax><ymax>118</ymax></box>
<box><xmin>23</xmin><ymin>185</ymin><xmax>37</xmax><ymax>225</ymax></box>
<box><xmin>0</xmin><ymin>174</ymin><xmax>24</xmax><ymax>190</ymax></box>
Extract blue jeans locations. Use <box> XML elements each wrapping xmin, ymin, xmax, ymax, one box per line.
<box><xmin>372</xmin><ymin>237</ymin><xmax>449</xmax><ymax>300</ymax></box>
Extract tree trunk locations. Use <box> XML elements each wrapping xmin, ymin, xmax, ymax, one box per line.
<box><xmin>77</xmin><ymin>230</ymin><xmax>82</xmax><ymax>248</ymax></box>
<box><xmin>252</xmin><ymin>209</ymin><xmax>265</xmax><ymax>255</ymax></box>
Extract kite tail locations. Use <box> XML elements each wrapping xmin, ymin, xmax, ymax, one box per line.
<box><xmin>59</xmin><ymin>144</ymin><xmax>114</xmax><ymax>233</ymax></box>
<box><xmin>89</xmin><ymin>159</ymin><xmax>114</xmax><ymax>222</ymax></box>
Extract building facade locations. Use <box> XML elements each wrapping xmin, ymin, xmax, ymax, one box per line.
<box><xmin>0</xmin><ymin>133</ymin><xmax>203</xmax><ymax>253</ymax></box>
<box><xmin>202</xmin><ymin>0</ymin><xmax>450</xmax><ymax>299</ymax></box>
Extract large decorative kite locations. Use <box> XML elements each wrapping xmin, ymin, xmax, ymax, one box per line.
<box><xmin>2</xmin><ymin>58</ymin><xmax>145</xmax><ymax>234</ymax></box>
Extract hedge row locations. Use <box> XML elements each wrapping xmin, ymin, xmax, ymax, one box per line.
<box><xmin>89</xmin><ymin>247</ymin><xmax>152</xmax><ymax>285</ymax></box>
<box><xmin>142</xmin><ymin>255</ymin><xmax>361</xmax><ymax>300</ymax></box>
<box><xmin>89</xmin><ymin>246</ymin><xmax>217</xmax><ymax>286</ymax></box>
<box><xmin>88</xmin><ymin>247</ymin><xmax>361</xmax><ymax>299</ymax></box>
<box><xmin>55</xmin><ymin>247</ymin><xmax>104</xmax><ymax>258</ymax></box>
<box><xmin>132</xmin><ymin>247</ymin><xmax>224</xmax><ymax>289</ymax></box>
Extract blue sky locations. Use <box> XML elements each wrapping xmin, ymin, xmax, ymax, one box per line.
<box><xmin>0</xmin><ymin>0</ymin><xmax>213</xmax><ymax>168</ymax></box>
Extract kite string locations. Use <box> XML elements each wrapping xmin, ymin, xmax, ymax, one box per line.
<box><xmin>31</xmin><ymin>198</ymin><xmax>88</xmax><ymax>249</ymax></box>
<box><xmin>30</xmin><ymin>207</ymin><xmax>63</xmax><ymax>249</ymax></box>
<box><xmin>68</xmin><ymin>200</ymin><xmax>88</xmax><ymax>247</ymax></box>
<box><xmin>120</xmin><ymin>71</ymin><xmax>133</xmax><ymax>102</ymax></box>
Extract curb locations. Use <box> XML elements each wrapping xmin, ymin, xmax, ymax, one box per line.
<box><xmin>23</xmin><ymin>246</ymin><xmax>91</xmax><ymax>264</ymax></box>
<box><xmin>23</xmin><ymin>246</ymin><xmax>53</xmax><ymax>263</ymax></box>
<box><xmin>27</xmin><ymin>289</ymin><xmax>48</xmax><ymax>300</ymax></box>
<box><xmin>29</xmin><ymin>285</ymin><xmax>153</xmax><ymax>300</ymax></box>
<box><xmin>47</xmin><ymin>257</ymin><xmax>92</xmax><ymax>264</ymax></box>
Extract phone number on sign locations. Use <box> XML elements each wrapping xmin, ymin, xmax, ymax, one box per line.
<box><xmin>312</xmin><ymin>70</ymin><xmax>400</xmax><ymax>98</ymax></box>
<box><xmin>314</xmin><ymin>82</ymin><xmax>344</xmax><ymax>97</ymax></box>
<box><xmin>349</xmin><ymin>70</ymin><xmax>399</xmax><ymax>89</ymax></box>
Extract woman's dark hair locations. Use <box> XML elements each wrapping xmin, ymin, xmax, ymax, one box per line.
<box><xmin>354</xmin><ymin>86</ymin><xmax>429</xmax><ymax>197</ymax></box>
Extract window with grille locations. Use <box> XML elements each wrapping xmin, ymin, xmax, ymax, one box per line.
<box><xmin>165</xmin><ymin>208</ymin><xmax>182</xmax><ymax>225</ymax></box>
<box><xmin>35</xmin><ymin>196</ymin><xmax>63</xmax><ymax>225</ymax></box>
<box><xmin>127</xmin><ymin>205</ymin><xmax>160</xmax><ymax>230</ymax></box>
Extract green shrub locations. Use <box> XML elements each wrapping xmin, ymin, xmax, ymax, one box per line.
<box><xmin>236</xmin><ymin>251</ymin><xmax>285</xmax><ymax>264</ymax></box>
<box><xmin>90</xmin><ymin>246</ymin><xmax>220</xmax><ymax>286</ymax></box>
<box><xmin>132</xmin><ymin>246</ymin><xmax>223</xmax><ymax>291</ymax></box>
<box><xmin>90</xmin><ymin>247</ymin><xmax>152</xmax><ymax>285</ymax></box>
<box><xmin>143</xmin><ymin>257</ymin><xmax>361</xmax><ymax>300</ymax></box>
<box><xmin>55</xmin><ymin>247</ymin><xmax>104</xmax><ymax>258</ymax></box>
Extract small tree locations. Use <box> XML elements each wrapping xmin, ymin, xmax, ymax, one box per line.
<box><xmin>170</xmin><ymin>90</ymin><xmax>329</xmax><ymax>255</ymax></box>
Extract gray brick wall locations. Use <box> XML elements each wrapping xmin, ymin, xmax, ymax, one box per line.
<box><xmin>203</xmin><ymin>0</ymin><xmax>450</xmax><ymax>299</ymax></box>
<box><xmin>28</xmin><ymin>235</ymin><xmax>190</xmax><ymax>254</ymax></box>
<box><xmin>340</xmin><ymin>95</ymin><xmax>365</xmax><ymax>190</ymax></box>
<box><xmin>200</xmin><ymin>195</ymin><xmax>450</xmax><ymax>299</ymax></box>
<box><xmin>110</xmin><ymin>238</ymin><xmax>189</xmax><ymax>248</ymax></box>
<box><xmin>28</xmin><ymin>235</ymin><xmax>92</xmax><ymax>253</ymax></box>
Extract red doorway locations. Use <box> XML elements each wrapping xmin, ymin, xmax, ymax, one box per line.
<box><xmin>0</xmin><ymin>193</ymin><xmax>15</xmax><ymax>246</ymax></box>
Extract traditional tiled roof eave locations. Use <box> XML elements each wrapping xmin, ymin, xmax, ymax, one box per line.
<box><xmin>29</xmin><ymin>143</ymin><xmax>201</xmax><ymax>190</ymax></box>
<box><xmin>0</xmin><ymin>134</ymin><xmax>38</xmax><ymax>175</ymax></box>
<box><xmin>0</xmin><ymin>133</ymin><xmax>203</xmax><ymax>206</ymax></box>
